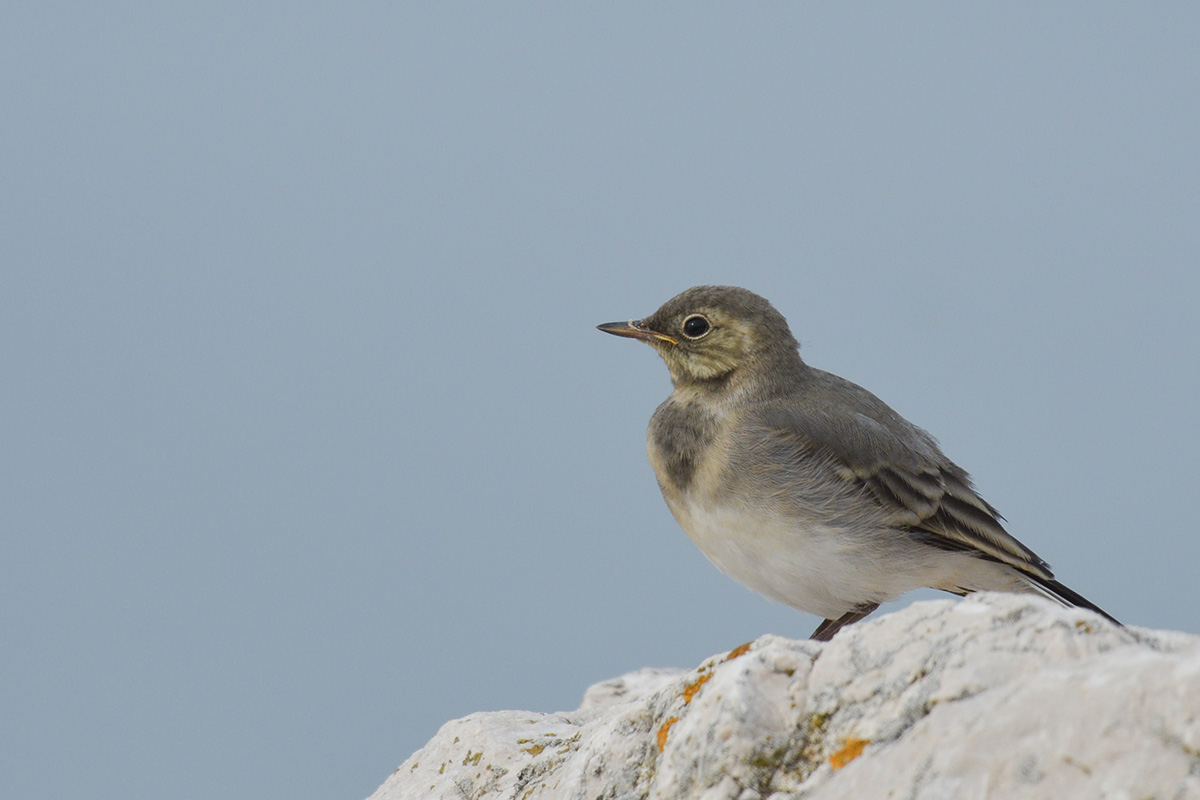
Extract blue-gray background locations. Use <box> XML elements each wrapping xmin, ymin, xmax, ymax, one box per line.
<box><xmin>3</xmin><ymin>5</ymin><xmax>1197</xmax><ymax>799</ymax></box>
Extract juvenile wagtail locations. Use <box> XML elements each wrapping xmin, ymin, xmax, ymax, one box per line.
<box><xmin>598</xmin><ymin>285</ymin><xmax>1119</xmax><ymax>640</ymax></box>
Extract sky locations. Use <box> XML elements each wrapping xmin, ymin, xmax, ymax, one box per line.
<box><xmin>2</xmin><ymin>5</ymin><xmax>1198</xmax><ymax>800</ymax></box>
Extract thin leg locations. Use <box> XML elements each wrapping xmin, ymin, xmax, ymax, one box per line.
<box><xmin>810</xmin><ymin>603</ymin><xmax>881</xmax><ymax>642</ymax></box>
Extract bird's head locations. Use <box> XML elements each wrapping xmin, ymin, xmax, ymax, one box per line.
<box><xmin>598</xmin><ymin>285</ymin><xmax>801</xmax><ymax>387</ymax></box>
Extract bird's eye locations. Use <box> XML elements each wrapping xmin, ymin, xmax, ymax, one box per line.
<box><xmin>681</xmin><ymin>314</ymin><xmax>711</xmax><ymax>339</ymax></box>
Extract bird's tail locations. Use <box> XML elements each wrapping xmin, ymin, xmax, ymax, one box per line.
<box><xmin>1021</xmin><ymin>574</ymin><xmax>1121</xmax><ymax>627</ymax></box>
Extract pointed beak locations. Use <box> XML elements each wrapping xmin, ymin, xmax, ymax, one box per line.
<box><xmin>596</xmin><ymin>319</ymin><xmax>678</xmax><ymax>345</ymax></box>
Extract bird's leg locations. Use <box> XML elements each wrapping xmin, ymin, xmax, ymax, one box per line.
<box><xmin>810</xmin><ymin>603</ymin><xmax>881</xmax><ymax>641</ymax></box>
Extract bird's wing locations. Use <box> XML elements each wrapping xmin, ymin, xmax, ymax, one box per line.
<box><xmin>752</xmin><ymin>402</ymin><xmax>1052</xmax><ymax>578</ymax></box>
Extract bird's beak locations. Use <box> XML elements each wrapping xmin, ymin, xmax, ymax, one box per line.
<box><xmin>596</xmin><ymin>319</ymin><xmax>678</xmax><ymax>345</ymax></box>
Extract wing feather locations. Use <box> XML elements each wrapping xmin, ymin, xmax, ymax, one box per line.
<box><xmin>754</xmin><ymin>398</ymin><xmax>1052</xmax><ymax>578</ymax></box>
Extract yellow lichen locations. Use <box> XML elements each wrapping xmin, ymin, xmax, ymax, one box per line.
<box><xmin>727</xmin><ymin>642</ymin><xmax>753</xmax><ymax>660</ymax></box>
<box><xmin>829</xmin><ymin>738</ymin><xmax>870</xmax><ymax>769</ymax></box>
<box><xmin>657</xmin><ymin>717</ymin><xmax>680</xmax><ymax>752</ymax></box>
<box><xmin>683</xmin><ymin>673</ymin><xmax>711</xmax><ymax>704</ymax></box>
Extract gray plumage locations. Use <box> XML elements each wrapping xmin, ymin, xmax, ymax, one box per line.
<box><xmin>599</xmin><ymin>285</ymin><xmax>1118</xmax><ymax>640</ymax></box>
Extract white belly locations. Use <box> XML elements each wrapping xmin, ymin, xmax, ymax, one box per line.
<box><xmin>667</xmin><ymin>495</ymin><xmax>983</xmax><ymax>620</ymax></box>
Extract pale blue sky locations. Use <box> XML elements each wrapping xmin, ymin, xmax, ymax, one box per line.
<box><xmin>3</xmin><ymin>5</ymin><xmax>1198</xmax><ymax>799</ymax></box>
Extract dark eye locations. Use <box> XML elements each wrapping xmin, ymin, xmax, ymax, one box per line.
<box><xmin>681</xmin><ymin>314</ymin><xmax>711</xmax><ymax>339</ymax></box>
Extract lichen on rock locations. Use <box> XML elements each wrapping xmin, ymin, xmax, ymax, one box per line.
<box><xmin>370</xmin><ymin>595</ymin><xmax>1200</xmax><ymax>800</ymax></box>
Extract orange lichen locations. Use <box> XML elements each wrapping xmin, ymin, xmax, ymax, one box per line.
<box><xmin>727</xmin><ymin>642</ymin><xmax>753</xmax><ymax>660</ymax></box>
<box><xmin>682</xmin><ymin>673</ymin><xmax>711</xmax><ymax>704</ymax></box>
<box><xmin>829</xmin><ymin>738</ymin><xmax>870</xmax><ymax>769</ymax></box>
<box><xmin>657</xmin><ymin>717</ymin><xmax>680</xmax><ymax>752</ymax></box>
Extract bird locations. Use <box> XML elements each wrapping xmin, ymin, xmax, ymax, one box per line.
<box><xmin>597</xmin><ymin>285</ymin><xmax>1119</xmax><ymax>641</ymax></box>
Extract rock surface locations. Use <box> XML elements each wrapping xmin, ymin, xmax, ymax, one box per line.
<box><xmin>370</xmin><ymin>595</ymin><xmax>1200</xmax><ymax>800</ymax></box>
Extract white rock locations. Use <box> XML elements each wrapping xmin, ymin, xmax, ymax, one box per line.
<box><xmin>369</xmin><ymin>594</ymin><xmax>1200</xmax><ymax>800</ymax></box>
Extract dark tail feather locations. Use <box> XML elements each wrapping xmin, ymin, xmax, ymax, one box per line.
<box><xmin>810</xmin><ymin>603</ymin><xmax>881</xmax><ymax>642</ymax></box>
<box><xmin>1027</xmin><ymin>575</ymin><xmax>1121</xmax><ymax>627</ymax></box>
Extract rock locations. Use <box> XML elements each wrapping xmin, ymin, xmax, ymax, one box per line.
<box><xmin>369</xmin><ymin>594</ymin><xmax>1200</xmax><ymax>800</ymax></box>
